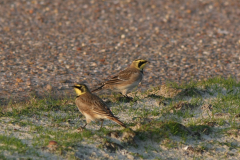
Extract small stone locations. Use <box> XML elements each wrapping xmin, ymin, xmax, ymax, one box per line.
<box><xmin>127</xmin><ymin>154</ymin><xmax>134</xmax><ymax>160</ymax></box>
<box><xmin>3</xmin><ymin>27</ymin><xmax>10</xmax><ymax>32</ymax></box>
<box><xmin>65</xmin><ymin>65</ymin><xmax>70</xmax><ymax>69</ymax></box>
<box><xmin>46</xmin><ymin>84</ymin><xmax>53</xmax><ymax>91</ymax></box>
<box><xmin>184</xmin><ymin>146</ymin><xmax>194</xmax><ymax>151</ymax></box>
<box><xmin>16</xmin><ymin>78</ymin><xmax>23</xmax><ymax>83</ymax></box>
<box><xmin>186</xmin><ymin>10</ymin><xmax>191</xmax><ymax>13</ymax></box>
<box><xmin>90</xmin><ymin>62</ymin><xmax>97</xmax><ymax>66</ymax></box>
<box><xmin>131</xmin><ymin>123</ymin><xmax>141</xmax><ymax>131</ymax></box>
<box><xmin>99</xmin><ymin>49</ymin><xmax>105</xmax><ymax>53</ymax></box>
<box><xmin>29</xmin><ymin>9</ymin><xmax>34</xmax><ymax>14</ymax></box>
<box><xmin>47</xmin><ymin>141</ymin><xmax>58</xmax><ymax>151</ymax></box>
<box><xmin>99</xmin><ymin>59</ymin><xmax>105</xmax><ymax>63</ymax></box>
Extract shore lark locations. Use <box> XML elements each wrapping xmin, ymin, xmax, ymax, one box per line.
<box><xmin>73</xmin><ymin>84</ymin><xmax>126</xmax><ymax>129</ymax></box>
<box><xmin>91</xmin><ymin>59</ymin><xmax>149</xmax><ymax>97</ymax></box>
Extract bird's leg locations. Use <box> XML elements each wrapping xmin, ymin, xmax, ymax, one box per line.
<box><xmin>78</xmin><ymin>122</ymin><xmax>87</xmax><ymax>131</ymax></box>
<box><xmin>82</xmin><ymin>122</ymin><xmax>87</xmax><ymax>128</ymax></box>
<box><xmin>119</xmin><ymin>92</ymin><xmax>124</xmax><ymax>96</ymax></box>
<box><xmin>123</xmin><ymin>94</ymin><xmax>133</xmax><ymax>101</ymax></box>
<box><xmin>119</xmin><ymin>92</ymin><xmax>129</xmax><ymax>98</ymax></box>
<box><xmin>100</xmin><ymin>119</ymin><xmax>104</xmax><ymax>130</ymax></box>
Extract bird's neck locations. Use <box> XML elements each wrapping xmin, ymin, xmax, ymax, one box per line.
<box><xmin>74</xmin><ymin>88</ymin><xmax>86</xmax><ymax>96</ymax></box>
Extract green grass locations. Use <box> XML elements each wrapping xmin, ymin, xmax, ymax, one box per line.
<box><xmin>135</xmin><ymin>120</ymin><xmax>191</xmax><ymax>143</ymax></box>
<box><xmin>32</xmin><ymin>129</ymin><xmax>93</xmax><ymax>148</ymax></box>
<box><xmin>1</xmin><ymin>76</ymin><xmax>240</xmax><ymax>159</ymax></box>
<box><xmin>0</xmin><ymin>135</ymin><xmax>37</xmax><ymax>159</ymax></box>
<box><xmin>0</xmin><ymin>135</ymin><xmax>28</xmax><ymax>152</ymax></box>
<box><xmin>201</xmin><ymin>76</ymin><xmax>240</xmax><ymax>90</ymax></box>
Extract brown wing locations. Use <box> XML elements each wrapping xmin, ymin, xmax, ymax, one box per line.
<box><xmin>76</xmin><ymin>93</ymin><xmax>115</xmax><ymax>118</ymax></box>
<box><xmin>104</xmin><ymin>68</ymin><xmax>139</xmax><ymax>85</ymax></box>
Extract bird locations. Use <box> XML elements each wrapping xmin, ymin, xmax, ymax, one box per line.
<box><xmin>73</xmin><ymin>84</ymin><xmax>126</xmax><ymax>129</ymax></box>
<box><xmin>91</xmin><ymin>59</ymin><xmax>149</xmax><ymax>97</ymax></box>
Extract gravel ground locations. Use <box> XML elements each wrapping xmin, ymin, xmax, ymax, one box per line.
<box><xmin>0</xmin><ymin>0</ymin><xmax>240</xmax><ymax>104</ymax></box>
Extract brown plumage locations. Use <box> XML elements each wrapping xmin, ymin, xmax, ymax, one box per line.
<box><xmin>91</xmin><ymin>59</ymin><xmax>148</xmax><ymax>96</ymax></box>
<box><xmin>73</xmin><ymin>84</ymin><xmax>126</xmax><ymax>129</ymax></box>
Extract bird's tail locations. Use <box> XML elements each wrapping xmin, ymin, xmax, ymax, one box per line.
<box><xmin>91</xmin><ymin>84</ymin><xmax>104</xmax><ymax>93</ymax></box>
<box><xmin>109</xmin><ymin>117</ymin><xmax>126</xmax><ymax>128</ymax></box>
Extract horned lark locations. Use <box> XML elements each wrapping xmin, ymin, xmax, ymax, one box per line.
<box><xmin>73</xmin><ymin>84</ymin><xmax>126</xmax><ymax>129</ymax></box>
<box><xmin>92</xmin><ymin>59</ymin><xmax>149</xmax><ymax>97</ymax></box>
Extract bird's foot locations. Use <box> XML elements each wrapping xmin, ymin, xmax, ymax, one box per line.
<box><xmin>123</xmin><ymin>94</ymin><xmax>134</xmax><ymax>100</ymax></box>
<box><xmin>116</xmin><ymin>95</ymin><xmax>133</xmax><ymax>102</ymax></box>
<box><xmin>77</xmin><ymin>126</ymin><xmax>86</xmax><ymax>132</ymax></box>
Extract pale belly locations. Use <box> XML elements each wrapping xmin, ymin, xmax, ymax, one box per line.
<box><xmin>116</xmin><ymin>78</ymin><xmax>142</xmax><ymax>94</ymax></box>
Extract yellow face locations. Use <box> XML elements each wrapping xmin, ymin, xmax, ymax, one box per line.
<box><xmin>73</xmin><ymin>84</ymin><xmax>89</xmax><ymax>96</ymax></box>
<box><xmin>133</xmin><ymin>59</ymin><xmax>148</xmax><ymax>70</ymax></box>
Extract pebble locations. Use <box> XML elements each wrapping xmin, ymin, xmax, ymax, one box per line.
<box><xmin>46</xmin><ymin>84</ymin><xmax>53</xmax><ymax>91</ymax></box>
<box><xmin>47</xmin><ymin>140</ymin><xmax>58</xmax><ymax>151</ymax></box>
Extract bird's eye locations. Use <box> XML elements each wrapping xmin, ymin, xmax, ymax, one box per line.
<box><xmin>138</xmin><ymin>61</ymin><xmax>145</xmax><ymax>68</ymax></box>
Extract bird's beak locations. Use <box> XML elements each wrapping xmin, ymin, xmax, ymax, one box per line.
<box><xmin>72</xmin><ymin>86</ymin><xmax>76</xmax><ymax>88</ymax></box>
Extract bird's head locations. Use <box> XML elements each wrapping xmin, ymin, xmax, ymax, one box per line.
<box><xmin>131</xmin><ymin>59</ymin><xmax>149</xmax><ymax>70</ymax></box>
<box><xmin>72</xmin><ymin>84</ymin><xmax>90</xmax><ymax>96</ymax></box>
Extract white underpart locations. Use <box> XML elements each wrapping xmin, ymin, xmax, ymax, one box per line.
<box><xmin>114</xmin><ymin>71</ymin><xmax>143</xmax><ymax>95</ymax></box>
<box><xmin>82</xmin><ymin>112</ymin><xmax>94</xmax><ymax>123</ymax></box>
<box><xmin>120</xmin><ymin>79</ymin><xmax>142</xmax><ymax>95</ymax></box>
